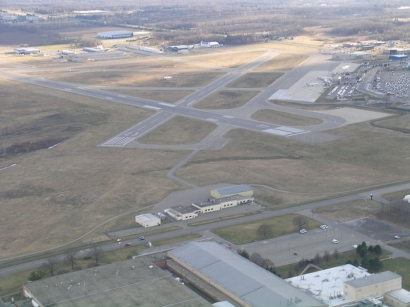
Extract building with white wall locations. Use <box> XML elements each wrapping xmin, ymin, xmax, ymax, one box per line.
<box><xmin>135</xmin><ymin>213</ymin><xmax>161</xmax><ymax>227</ymax></box>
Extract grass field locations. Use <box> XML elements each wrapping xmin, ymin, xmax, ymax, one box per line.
<box><xmin>253</xmin><ymin>53</ymin><xmax>309</xmax><ymax>71</ymax></box>
<box><xmin>176</xmin><ymin>123</ymin><xmax>410</xmax><ymax>194</ymax></box>
<box><xmin>372</xmin><ymin>114</ymin><xmax>410</xmax><ymax>133</ymax></box>
<box><xmin>185</xmin><ymin>50</ymin><xmax>266</xmax><ymax>68</ymax></box>
<box><xmin>251</xmin><ymin>109</ymin><xmax>323</xmax><ymax>126</ymax></box>
<box><xmin>105</xmin><ymin>89</ymin><xmax>194</xmax><ymax>103</ymax></box>
<box><xmin>138</xmin><ymin>116</ymin><xmax>217</xmax><ymax>145</ymax></box>
<box><xmin>312</xmin><ymin>200</ymin><xmax>382</xmax><ymax>222</ymax></box>
<box><xmin>50</xmin><ymin>71</ymin><xmax>225</xmax><ymax>87</ymax></box>
<box><xmin>226</xmin><ymin>72</ymin><xmax>283</xmax><ymax>88</ymax></box>
<box><xmin>194</xmin><ymin>90</ymin><xmax>260</xmax><ymax>109</ymax></box>
<box><xmin>0</xmin><ymin>78</ymin><xmax>190</xmax><ymax>259</ymax></box>
<box><xmin>382</xmin><ymin>190</ymin><xmax>409</xmax><ymax>201</ymax></box>
<box><xmin>212</xmin><ymin>214</ymin><xmax>321</xmax><ymax>244</ymax></box>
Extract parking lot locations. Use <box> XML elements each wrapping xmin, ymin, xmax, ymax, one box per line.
<box><xmin>373</xmin><ymin>70</ymin><xmax>410</xmax><ymax>99</ymax></box>
<box><xmin>345</xmin><ymin>218</ymin><xmax>409</xmax><ymax>242</ymax></box>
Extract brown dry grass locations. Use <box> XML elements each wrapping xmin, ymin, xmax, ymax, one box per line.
<box><xmin>251</xmin><ymin>109</ymin><xmax>323</xmax><ymax>126</ymax></box>
<box><xmin>227</xmin><ymin>72</ymin><xmax>283</xmax><ymax>88</ymax></box>
<box><xmin>49</xmin><ymin>70</ymin><xmax>225</xmax><ymax>87</ymax></box>
<box><xmin>253</xmin><ymin>53</ymin><xmax>309</xmax><ymax>71</ymax></box>
<box><xmin>176</xmin><ymin>123</ymin><xmax>410</xmax><ymax>194</ymax></box>
<box><xmin>372</xmin><ymin>114</ymin><xmax>410</xmax><ymax>133</ymax></box>
<box><xmin>185</xmin><ymin>50</ymin><xmax>266</xmax><ymax>68</ymax></box>
<box><xmin>312</xmin><ymin>200</ymin><xmax>382</xmax><ymax>222</ymax></box>
<box><xmin>0</xmin><ymin>78</ymin><xmax>189</xmax><ymax>259</ymax></box>
<box><xmin>139</xmin><ymin>116</ymin><xmax>217</xmax><ymax>145</ymax></box>
<box><xmin>194</xmin><ymin>90</ymin><xmax>260</xmax><ymax>109</ymax></box>
<box><xmin>105</xmin><ymin>89</ymin><xmax>194</xmax><ymax>103</ymax></box>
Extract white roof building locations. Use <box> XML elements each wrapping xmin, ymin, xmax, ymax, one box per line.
<box><xmin>135</xmin><ymin>213</ymin><xmax>161</xmax><ymax>228</ymax></box>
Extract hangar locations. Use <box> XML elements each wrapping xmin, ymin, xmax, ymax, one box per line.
<box><xmin>14</xmin><ymin>48</ymin><xmax>40</xmax><ymax>55</ymax></box>
<box><xmin>135</xmin><ymin>213</ymin><xmax>161</xmax><ymax>227</ymax></box>
<box><xmin>210</xmin><ymin>184</ymin><xmax>253</xmax><ymax>199</ymax></box>
<box><xmin>167</xmin><ymin>242</ymin><xmax>326</xmax><ymax>307</ymax></box>
<box><xmin>97</xmin><ymin>30</ymin><xmax>133</xmax><ymax>39</ymax></box>
<box><xmin>389</xmin><ymin>54</ymin><xmax>408</xmax><ymax>61</ymax></box>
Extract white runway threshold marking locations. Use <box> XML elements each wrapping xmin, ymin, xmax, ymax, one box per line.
<box><xmin>159</xmin><ymin>102</ymin><xmax>175</xmax><ymax>107</ymax></box>
<box><xmin>263</xmin><ymin>127</ymin><xmax>308</xmax><ymax>137</ymax></box>
<box><xmin>102</xmin><ymin>137</ymin><xmax>136</xmax><ymax>146</ymax></box>
<box><xmin>143</xmin><ymin>105</ymin><xmax>162</xmax><ymax>110</ymax></box>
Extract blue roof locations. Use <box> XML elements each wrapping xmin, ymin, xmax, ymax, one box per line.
<box><xmin>215</xmin><ymin>184</ymin><xmax>252</xmax><ymax>195</ymax></box>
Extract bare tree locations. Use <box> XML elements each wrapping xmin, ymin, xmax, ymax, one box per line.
<box><xmin>262</xmin><ymin>258</ymin><xmax>275</xmax><ymax>271</ymax></box>
<box><xmin>256</xmin><ymin>223</ymin><xmax>273</xmax><ymax>239</ymax></box>
<box><xmin>65</xmin><ymin>250</ymin><xmax>78</xmax><ymax>270</ymax></box>
<box><xmin>292</xmin><ymin>216</ymin><xmax>309</xmax><ymax>231</ymax></box>
<box><xmin>333</xmin><ymin>249</ymin><xmax>340</xmax><ymax>260</ymax></box>
<box><xmin>89</xmin><ymin>246</ymin><xmax>104</xmax><ymax>265</ymax></box>
<box><xmin>313</xmin><ymin>253</ymin><xmax>321</xmax><ymax>265</ymax></box>
<box><xmin>43</xmin><ymin>256</ymin><xmax>60</xmax><ymax>276</ymax></box>
<box><xmin>250</xmin><ymin>252</ymin><xmax>263</xmax><ymax>266</ymax></box>
<box><xmin>323</xmin><ymin>250</ymin><xmax>330</xmax><ymax>262</ymax></box>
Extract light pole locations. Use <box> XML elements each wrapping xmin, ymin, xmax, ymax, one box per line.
<box><xmin>288</xmin><ymin>241</ymin><xmax>290</xmax><ymax>255</ymax></box>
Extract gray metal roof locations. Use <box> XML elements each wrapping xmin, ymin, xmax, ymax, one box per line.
<box><xmin>168</xmin><ymin>242</ymin><xmax>326</xmax><ymax>307</ymax></box>
<box><xmin>214</xmin><ymin>184</ymin><xmax>252</xmax><ymax>196</ymax></box>
<box><xmin>344</xmin><ymin>271</ymin><xmax>401</xmax><ymax>288</ymax></box>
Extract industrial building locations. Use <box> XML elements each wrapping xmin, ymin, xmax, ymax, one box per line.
<box><xmin>210</xmin><ymin>184</ymin><xmax>253</xmax><ymax>199</ymax></box>
<box><xmin>200</xmin><ymin>41</ymin><xmax>221</xmax><ymax>48</ymax></box>
<box><xmin>14</xmin><ymin>48</ymin><xmax>40</xmax><ymax>55</ymax></box>
<box><xmin>192</xmin><ymin>195</ymin><xmax>253</xmax><ymax>213</ymax></box>
<box><xmin>135</xmin><ymin>213</ymin><xmax>161</xmax><ymax>227</ymax></box>
<box><xmin>97</xmin><ymin>30</ymin><xmax>133</xmax><ymax>39</ymax></box>
<box><xmin>389</xmin><ymin>54</ymin><xmax>408</xmax><ymax>61</ymax></box>
<box><xmin>165</xmin><ymin>205</ymin><xmax>199</xmax><ymax>220</ymax></box>
<box><xmin>287</xmin><ymin>264</ymin><xmax>408</xmax><ymax>307</ymax></box>
<box><xmin>23</xmin><ymin>257</ymin><xmax>210</xmax><ymax>307</ymax></box>
<box><xmin>167</xmin><ymin>241</ymin><xmax>326</xmax><ymax>307</ymax></box>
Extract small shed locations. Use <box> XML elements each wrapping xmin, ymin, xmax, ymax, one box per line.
<box><xmin>135</xmin><ymin>213</ymin><xmax>161</xmax><ymax>228</ymax></box>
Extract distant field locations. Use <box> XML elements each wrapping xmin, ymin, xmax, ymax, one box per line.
<box><xmin>176</xmin><ymin>123</ymin><xmax>410</xmax><ymax>194</ymax></box>
<box><xmin>312</xmin><ymin>200</ymin><xmax>382</xmax><ymax>222</ymax></box>
<box><xmin>253</xmin><ymin>53</ymin><xmax>309</xmax><ymax>71</ymax></box>
<box><xmin>0</xmin><ymin>78</ymin><xmax>189</xmax><ymax>259</ymax></box>
<box><xmin>226</xmin><ymin>72</ymin><xmax>283</xmax><ymax>88</ymax></box>
<box><xmin>194</xmin><ymin>90</ymin><xmax>260</xmax><ymax>109</ymax></box>
<box><xmin>251</xmin><ymin>109</ymin><xmax>323</xmax><ymax>126</ymax></box>
<box><xmin>186</xmin><ymin>50</ymin><xmax>266</xmax><ymax>68</ymax></box>
<box><xmin>50</xmin><ymin>71</ymin><xmax>225</xmax><ymax>87</ymax></box>
<box><xmin>212</xmin><ymin>214</ymin><xmax>321</xmax><ymax>244</ymax></box>
<box><xmin>105</xmin><ymin>89</ymin><xmax>194</xmax><ymax>103</ymax></box>
<box><xmin>382</xmin><ymin>190</ymin><xmax>409</xmax><ymax>201</ymax></box>
<box><xmin>138</xmin><ymin>116</ymin><xmax>217</xmax><ymax>145</ymax></box>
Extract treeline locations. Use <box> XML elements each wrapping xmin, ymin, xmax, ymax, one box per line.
<box><xmin>377</xmin><ymin>202</ymin><xmax>410</xmax><ymax>224</ymax></box>
<box><xmin>237</xmin><ymin>249</ymin><xmax>276</xmax><ymax>274</ymax></box>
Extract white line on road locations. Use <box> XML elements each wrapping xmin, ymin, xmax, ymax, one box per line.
<box><xmin>0</xmin><ymin>163</ymin><xmax>16</xmax><ymax>171</ymax></box>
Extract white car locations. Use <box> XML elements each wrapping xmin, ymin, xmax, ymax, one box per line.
<box><xmin>352</xmin><ymin>244</ymin><xmax>358</xmax><ymax>249</ymax></box>
<box><xmin>320</xmin><ymin>224</ymin><xmax>328</xmax><ymax>230</ymax></box>
<box><xmin>394</xmin><ymin>235</ymin><xmax>400</xmax><ymax>239</ymax></box>
<box><xmin>300</xmin><ymin>229</ymin><xmax>307</xmax><ymax>234</ymax></box>
<box><xmin>332</xmin><ymin>239</ymin><xmax>339</xmax><ymax>244</ymax></box>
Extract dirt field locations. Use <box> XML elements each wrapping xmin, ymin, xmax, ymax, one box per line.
<box><xmin>138</xmin><ymin>116</ymin><xmax>217</xmax><ymax>145</ymax></box>
<box><xmin>251</xmin><ymin>109</ymin><xmax>323</xmax><ymax>126</ymax></box>
<box><xmin>194</xmin><ymin>90</ymin><xmax>260</xmax><ymax>109</ymax></box>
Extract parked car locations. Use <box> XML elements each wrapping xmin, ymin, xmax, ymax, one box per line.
<box><xmin>332</xmin><ymin>239</ymin><xmax>339</xmax><ymax>244</ymax></box>
<box><xmin>352</xmin><ymin>244</ymin><xmax>358</xmax><ymax>249</ymax></box>
<box><xmin>394</xmin><ymin>235</ymin><xmax>400</xmax><ymax>239</ymax></box>
<box><xmin>300</xmin><ymin>229</ymin><xmax>307</xmax><ymax>234</ymax></box>
<box><xmin>320</xmin><ymin>224</ymin><xmax>328</xmax><ymax>230</ymax></box>
<box><xmin>139</xmin><ymin>236</ymin><xmax>145</xmax><ymax>240</ymax></box>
